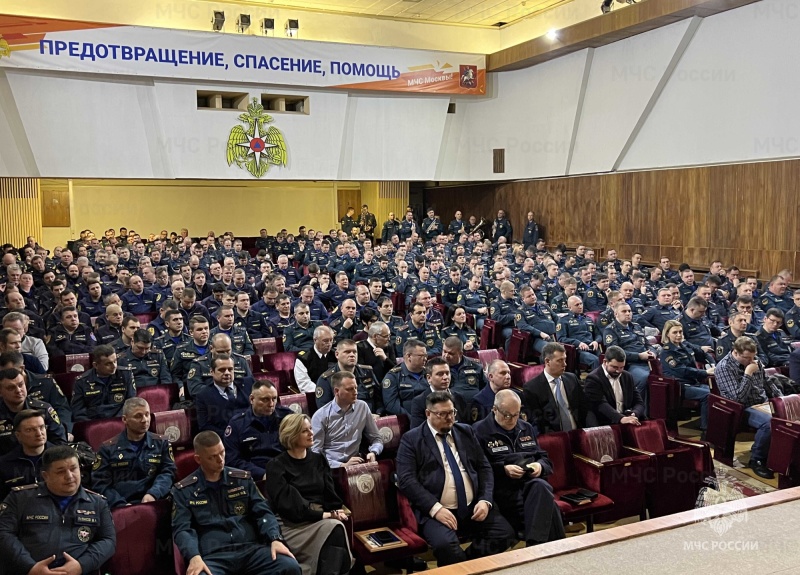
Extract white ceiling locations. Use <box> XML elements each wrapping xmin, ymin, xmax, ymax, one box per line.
<box><xmin>217</xmin><ymin>0</ymin><xmax>573</xmax><ymax>27</ymax></box>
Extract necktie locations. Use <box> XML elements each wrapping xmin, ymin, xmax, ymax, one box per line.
<box><xmin>225</xmin><ymin>386</ymin><xmax>235</xmax><ymax>402</ymax></box>
<box><xmin>438</xmin><ymin>432</ymin><xmax>468</xmax><ymax>518</ymax></box>
<box><xmin>554</xmin><ymin>377</ymin><xmax>573</xmax><ymax>431</ymax></box>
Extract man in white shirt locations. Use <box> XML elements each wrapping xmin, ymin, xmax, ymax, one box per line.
<box><xmin>293</xmin><ymin>326</ymin><xmax>335</xmax><ymax>393</ymax></box>
<box><xmin>584</xmin><ymin>345</ymin><xmax>645</xmax><ymax>426</ymax></box>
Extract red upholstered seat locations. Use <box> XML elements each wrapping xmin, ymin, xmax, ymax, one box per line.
<box><xmin>771</xmin><ymin>394</ymin><xmax>800</xmax><ymax>421</ymax></box>
<box><xmin>706</xmin><ymin>394</ymin><xmax>750</xmax><ymax>466</ymax></box>
<box><xmin>73</xmin><ymin>418</ymin><xmax>125</xmax><ymax>452</ymax></box>
<box><xmin>537</xmin><ymin>432</ymin><xmax>614</xmax><ymax>532</ymax></box>
<box><xmin>479</xmin><ymin>319</ymin><xmax>500</xmax><ymax>350</ymax></box>
<box><xmin>260</xmin><ymin>352</ymin><xmax>298</xmax><ymax>393</ymax></box>
<box><xmin>53</xmin><ymin>372</ymin><xmax>81</xmax><ymax>401</ymax></box>
<box><xmin>571</xmin><ymin>426</ymin><xmax>651</xmax><ymax>523</ymax></box>
<box><xmin>510</xmin><ymin>364</ymin><xmax>544</xmax><ymax>390</ymax></box>
<box><xmin>769</xmin><ymin>395</ymin><xmax>800</xmax><ymax>487</ymax></box>
<box><xmin>333</xmin><ymin>460</ymin><xmax>427</xmax><ymax>566</ymax></box>
<box><xmin>50</xmin><ymin>353</ymin><xmax>91</xmax><ymax>375</ymax></box>
<box><xmin>279</xmin><ymin>392</ymin><xmax>309</xmax><ymax>415</ymax></box>
<box><xmin>476</xmin><ymin>348</ymin><xmax>505</xmax><ymax>370</ymax></box>
<box><xmin>151</xmin><ymin>409</ymin><xmax>196</xmax><ymax>480</ymax></box>
<box><xmin>507</xmin><ymin>329</ymin><xmax>531</xmax><ymax>364</ymax></box>
<box><xmin>137</xmin><ymin>383</ymin><xmax>179</xmax><ymax>413</ymax></box>
<box><xmin>623</xmin><ymin>420</ymin><xmax>713</xmax><ymax>517</ymax></box>
<box><xmin>374</xmin><ymin>414</ymin><xmax>409</xmax><ymax>459</ymax></box>
<box><xmin>252</xmin><ymin>337</ymin><xmax>280</xmax><ymax>359</ymax></box>
<box><xmin>390</xmin><ymin>291</ymin><xmax>405</xmax><ymax>318</ymax></box>
<box><xmin>103</xmin><ymin>500</ymin><xmax>173</xmax><ymax>575</ymax></box>
<box><xmin>134</xmin><ymin>313</ymin><xmax>157</xmax><ymax>327</ymax></box>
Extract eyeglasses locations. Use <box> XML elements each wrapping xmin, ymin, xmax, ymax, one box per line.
<box><xmin>494</xmin><ymin>407</ymin><xmax>520</xmax><ymax>421</ymax></box>
<box><xmin>429</xmin><ymin>409</ymin><xmax>457</xmax><ymax>419</ymax></box>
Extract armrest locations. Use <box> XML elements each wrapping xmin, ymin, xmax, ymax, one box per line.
<box><xmin>624</xmin><ymin>446</ymin><xmax>655</xmax><ymax>457</ymax></box>
<box><xmin>573</xmin><ymin>454</ymin><xmax>602</xmax><ymax>468</ymax></box>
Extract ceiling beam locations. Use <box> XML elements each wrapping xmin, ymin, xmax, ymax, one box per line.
<box><xmin>488</xmin><ymin>0</ymin><xmax>762</xmax><ymax>72</ymax></box>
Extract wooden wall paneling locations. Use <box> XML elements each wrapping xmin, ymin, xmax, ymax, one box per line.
<box><xmin>0</xmin><ymin>178</ymin><xmax>43</xmax><ymax>247</ymax></box>
<box><xmin>764</xmin><ymin>161</ymin><xmax>795</xmax><ymax>251</ymax></box>
<box><xmin>40</xmin><ymin>178</ymin><xmax>70</xmax><ymax>228</ymax></box>
<box><xmin>336</xmin><ymin>186</ymin><xmax>361</xmax><ymax>222</ymax></box>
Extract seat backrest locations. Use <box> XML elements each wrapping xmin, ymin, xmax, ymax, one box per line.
<box><xmin>772</xmin><ymin>394</ymin><xmax>800</xmax><ymax>421</ymax></box>
<box><xmin>73</xmin><ymin>418</ymin><xmax>126</xmax><ymax>452</ymax></box>
<box><xmin>575</xmin><ymin>426</ymin><xmax>620</xmax><ymax>462</ymax></box>
<box><xmin>150</xmin><ymin>409</ymin><xmax>193</xmax><ymax>448</ymax></box>
<box><xmin>252</xmin><ymin>338</ymin><xmax>279</xmax><ymax>358</ymax></box>
<box><xmin>537</xmin><ymin>432</ymin><xmax>576</xmax><ymax>491</ymax></box>
<box><xmin>480</xmin><ymin>319</ymin><xmax>497</xmax><ymax>350</ymax></box>
<box><xmin>137</xmin><ymin>384</ymin><xmax>179</xmax><ymax>413</ymax></box>
<box><xmin>476</xmin><ymin>348</ymin><xmax>505</xmax><ymax>369</ymax></box>
<box><xmin>623</xmin><ymin>419</ymin><xmax>668</xmax><ymax>453</ymax></box>
<box><xmin>279</xmin><ymin>393</ymin><xmax>309</xmax><ymax>415</ymax></box>
<box><xmin>51</xmin><ymin>353</ymin><xmax>91</xmax><ymax>374</ymax></box>
<box><xmin>374</xmin><ymin>414</ymin><xmax>409</xmax><ymax>456</ymax></box>
<box><xmin>134</xmin><ymin>313</ymin><xmax>157</xmax><ymax>327</ymax></box>
<box><xmin>53</xmin><ymin>372</ymin><xmax>81</xmax><ymax>401</ymax></box>
<box><xmin>336</xmin><ymin>461</ymin><xmax>391</xmax><ymax>529</ymax></box>
<box><xmin>585</xmin><ymin>311</ymin><xmax>600</xmax><ymax>324</ymax></box>
<box><xmin>104</xmin><ymin>500</ymin><xmax>173</xmax><ymax>575</ymax></box>
<box><xmin>507</xmin><ymin>331</ymin><xmax>527</xmax><ymax>364</ymax></box>
<box><xmin>261</xmin><ymin>351</ymin><xmax>298</xmax><ymax>373</ymax></box>
<box><xmin>511</xmin><ymin>364</ymin><xmax>544</xmax><ymax>389</ymax></box>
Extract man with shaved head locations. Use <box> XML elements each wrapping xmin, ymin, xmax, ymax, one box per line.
<box><xmin>555</xmin><ymin>295</ymin><xmax>601</xmax><ymax>372</ymax></box>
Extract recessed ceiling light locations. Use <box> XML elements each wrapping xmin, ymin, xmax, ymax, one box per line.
<box><xmin>546</xmin><ymin>29</ymin><xmax>559</xmax><ymax>40</ymax></box>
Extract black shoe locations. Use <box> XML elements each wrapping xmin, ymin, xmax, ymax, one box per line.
<box><xmin>384</xmin><ymin>557</ymin><xmax>428</xmax><ymax>572</ymax></box>
<box><xmin>749</xmin><ymin>459</ymin><xmax>775</xmax><ymax>479</ymax></box>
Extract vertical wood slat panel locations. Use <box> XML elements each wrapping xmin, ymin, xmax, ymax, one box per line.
<box><xmin>377</xmin><ymin>181</ymin><xmax>409</xmax><ymax>227</ymax></box>
<box><xmin>423</xmin><ymin>158</ymin><xmax>800</xmax><ymax>280</ymax></box>
<box><xmin>0</xmin><ymin>178</ymin><xmax>43</xmax><ymax>247</ymax></box>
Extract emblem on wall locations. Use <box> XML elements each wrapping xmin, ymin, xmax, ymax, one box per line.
<box><xmin>0</xmin><ymin>38</ymin><xmax>10</xmax><ymax>59</ymax></box>
<box><xmin>226</xmin><ymin>98</ymin><xmax>287</xmax><ymax>178</ymax></box>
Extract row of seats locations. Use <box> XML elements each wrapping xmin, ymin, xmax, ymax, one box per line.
<box><xmin>87</xmin><ymin>414</ymin><xmax>711</xmax><ymax>575</ymax></box>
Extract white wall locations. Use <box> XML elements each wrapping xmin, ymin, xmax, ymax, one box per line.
<box><xmin>2</xmin><ymin>0</ymin><xmax>800</xmax><ymax>180</ymax></box>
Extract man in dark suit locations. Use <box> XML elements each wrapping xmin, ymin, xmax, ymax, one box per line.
<box><xmin>473</xmin><ymin>390</ymin><xmax>565</xmax><ymax>546</ymax></box>
<box><xmin>195</xmin><ymin>354</ymin><xmax>252</xmax><ymax>437</ymax></box>
<box><xmin>522</xmin><ymin>342</ymin><xmax>595</xmax><ymax>433</ymax></box>
<box><xmin>396</xmin><ymin>390</ymin><xmax>515</xmax><ymax>567</ymax></box>
<box><xmin>584</xmin><ymin>345</ymin><xmax>645</xmax><ymax>426</ymax></box>
<box><xmin>410</xmin><ymin>358</ymin><xmax>467</xmax><ymax>428</ymax></box>
<box><xmin>356</xmin><ymin>321</ymin><xmax>396</xmax><ymax>381</ymax></box>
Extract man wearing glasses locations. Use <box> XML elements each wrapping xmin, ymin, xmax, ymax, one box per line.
<box><xmin>396</xmin><ymin>390</ymin><xmax>515</xmax><ymax>566</ymax></box>
<box><xmin>474</xmin><ymin>390</ymin><xmax>565</xmax><ymax>546</ymax></box>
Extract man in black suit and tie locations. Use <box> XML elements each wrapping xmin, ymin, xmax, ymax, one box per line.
<box><xmin>396</xmin><ymin>391</ymin><xmax>515</xmax><ymax>566</ymax></box>
<box><xmin>584</xmin><ymin>345</ymin><xmax>645</xmax><ymax>426</ymax></box>
<box><xmin>410</xmin><ymin>358</ymin><xmax>467</xmax><ymax>428</ymax></box>
<box><xmin>356</xmin><ymin>321</ymin><xmax>396</xmax><ymax>381</ymax></box>
<box><xmin>522</xmin><ymin>342</ymin><xmax>595</xmax><ymax>434</ymax></box>
<box><xmin>195</xmin><ymin>354</ymin><xmax>251</xmax><ymax>437</ymax></box>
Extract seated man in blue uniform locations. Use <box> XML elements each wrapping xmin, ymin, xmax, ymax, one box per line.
<box><xmin>396</xmin><ymin>390</ymin><xmax>515</xmax><ymax>567</ymax></box>
<box><xmin>92</xmin><ymin>397</ymin><xmax>176</xmax><ymax>508</ymax></box>
<box><xmin>0</xmin><ymin>445</ymin><xmax>116</xmax><ymax>575</ymax></box>
<box><xmin>223</xmin><ymin>380</ymin><xmax>292</xmax><ymax>480</ymax></box>
<box><xmin>171</xmin><ymin>431</ymin><xmax>301</xmax><ymax>575</ymax></box>
<box><xmin>473</xmin><ymin>389</ymin><xmax>565</xmax><ymax>546</ymax></box>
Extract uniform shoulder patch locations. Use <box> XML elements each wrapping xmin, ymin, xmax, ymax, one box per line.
<box><xmin>175</xmin><ymin>475</ymin><xmax>199</xmax><ymax>489</ymax></box>
<box><xmin>228</xmin><ymin>469</ymin><xmax>251</xmax><ymax>479</ymax></box>
<box><xmin>298</xmin><ymin>350</ymin><xmax>306</xmax><ymax>357</ymax></box>
<box><xmin>11</xmin><ymin>483</ymin><xmax>38</xmax><ymax>492</ymax></box>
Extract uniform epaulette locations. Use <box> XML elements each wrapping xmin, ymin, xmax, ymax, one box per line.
<box><xmin>11</xmin><ymin>483</ymin><xmax>38</xmax><ymax>491</ymax></box>
<box><xmin>388</xmin><ymin>365</ymin><xmax>402</xmax><ymax>374</ymax></box>
<box><xmin>230</xmin><ymin>410</ymin><xmax>247</xmax><ymax>421</ymax></box>
<box><xmin>153</xmin><ymin>433</ymin><xmax>169</xmax><ymax>441</ymax></box>
<box><xmin>396</xmin><ymin>324</ymin><xmax>409</xmax><ymax>332</ymax></box>
<box><xmin>228</xmin><ymin>469</ymin><xmax>251</xmax><ymax>479</ymax></box>
<box><xmin>175</xmin><ymin>475</ymin><xmax>199</xmax><ymax>489</ymax></box>
<box><xmin>358</xmin><ymin>364</ymin><xmax>374</xmax><ymax>371</ymax></box>
<box><xmin>465</xmin><ymin>356</ymin><xmax>481</xmax><ymax>367</ymax></box>
<box><xmin>84</xmin><ymin>488</ymin><xmax>106</xmax><ymax>499</ymax></box>
<box><xmin>101</xmin><ymin>435</ymin><xmax>120</xmax><ymax>447</ymax></box>
<box><xmin>297</xmin><ymin>350</ymin><xmax>306</xmax><ymax>357</ymax></box>
<box><xmin>321</xmin><ymin>367</ymin><xmax>336</xmax><ymax>378</ymax></box>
